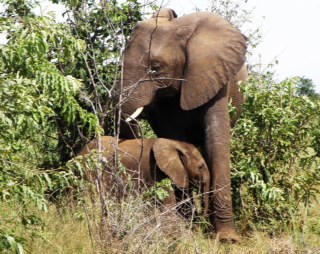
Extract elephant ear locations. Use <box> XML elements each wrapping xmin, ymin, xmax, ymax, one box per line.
<box><xmin>179</xmin><ymin>13</ymin><xmax>247</xmax><ymax>110</ymax></box>
<box><xmin>152</xmin><ymin>138</ymin><xmax>189</xmax><ymax>189</ymax></box>
<box><xmin>152</xmin><ymin>8</ymin><xmax>177</xmax><ymax>20</ymax></box>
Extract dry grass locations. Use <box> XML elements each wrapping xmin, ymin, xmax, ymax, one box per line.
<box><xmin>24</xmin><ymin>207</ymin><xmax>93</xmax><ymax>254</ymax></box>
<box><xmin>6</xmin><ymin>161</ymin><xmax>319</xmax><ymax>254</ymax></box>
<box><xmin>19</xmin><ymin>190</ymin><xmax>320</xmax><ymax>254</ymax></box>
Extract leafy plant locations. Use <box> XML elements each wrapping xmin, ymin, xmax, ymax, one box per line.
<box><xmin>143</xmin><ymin>178</ymin><xmax>174</xmax><ymax>202</ymax></box>
<box><xmin>231</xmin><ymin>74</ymin><xmax>320</xmax><ymax>232</ymax></box>
<box><xmin>0</xmin><ymin>1</ymin><xmax>102</xmax><ymax>252</ymax></box>
<box><xmin>57</xmin><ymin>0</ymin><xmax>144</xmax><ymax>135</ymax></box>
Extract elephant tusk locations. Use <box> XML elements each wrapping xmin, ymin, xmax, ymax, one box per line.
<box><xmin>125</xmin><ymin>107</ymin><xmax>144</xmax><ymax>122</ymax></box>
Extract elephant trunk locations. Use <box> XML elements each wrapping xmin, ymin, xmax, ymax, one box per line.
<box><xmin>120</xmin><ymin>50</ymin><xmax>156</xmax><ymax>117</ymax></box>
<box><xmin>118</xmin><ymin>77</ymin><xmax>155</xmax><ymax>119</ymax></box>
<box><xmin>116</xmin><ymin>100</ymin><xmax>141</xmax><ymax>139</ymax></box>
<box><xmin>117</xmin><ymin>69</ymin><xmax>156</xmax><ymax>138</ymax></box>
<box><xmin>202</xmin><ymin>180</ymin><xmax>210</xmax><ymax>217</ymax></box>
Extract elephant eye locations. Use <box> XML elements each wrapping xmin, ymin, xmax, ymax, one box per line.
<box><xmin>148</xmin><ymin>62</ymin><xmax>162</xmax><ymax>76</ymax></box>
<box><xmin>198</xmin><ymin>164</ymin><xmax>205</xmax><ymax>171</ymax></box>
<box><xmin>148</xmin><ymin>68</ymin><xmax>158</xmax><ymax>75</ymax></box>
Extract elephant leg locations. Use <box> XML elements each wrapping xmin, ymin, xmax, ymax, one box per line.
<box><xmin>204</xmin><ymin>86</ymin><xmax>239</xmax><ymax>242</ymax></box>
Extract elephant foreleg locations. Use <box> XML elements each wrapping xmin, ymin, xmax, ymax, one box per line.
<box><xmin>204</xmin><ymin>86</ymin><xmax>239</xmax><ymax>242</ymax></box>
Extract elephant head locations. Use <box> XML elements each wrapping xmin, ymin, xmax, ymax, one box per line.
<box><xmin>119</xmin><ymin>9</ymin><xmax>247</xmax><ymax>126</ymax></box>
<box><xmin>152</xmin><ymin>138</ymin><xmax>210</xmax><ymax>216</ymax></box>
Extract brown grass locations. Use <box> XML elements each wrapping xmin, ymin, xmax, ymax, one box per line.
<box><xmin>20</xmin><ymin>190</ymin><xmax>320</xmax><ymax>254</ymax></box>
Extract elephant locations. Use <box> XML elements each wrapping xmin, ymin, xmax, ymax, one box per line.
<box><xmin>78</xmin><ymin>136</ymin><xmax>211</xmax><ymax>217</ymax></box>
<box><xmin>116</xmin><ymin>8</ymin><xmax>247</xmax><ymax>242</ymax></box>
<box><xmin>229</xmin><ymin>63</ymin><xmax>248</xmax><ymax>127</ymax></box>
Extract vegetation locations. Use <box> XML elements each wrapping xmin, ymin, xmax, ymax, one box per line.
<box><xmin>0</xmin><ymin>0</ymin><xmax>319</xmax><ymax>253</ymax></box>
<box><xmin>231</xmin><ymin>74</ymin><xmax>320</xmax><ymax>233</ymax></box>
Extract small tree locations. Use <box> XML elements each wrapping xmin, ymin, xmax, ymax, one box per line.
<box><xmin>296</xmin><ymin>76</ymin><xmax>320</xmax><ymax>100</ymax></box>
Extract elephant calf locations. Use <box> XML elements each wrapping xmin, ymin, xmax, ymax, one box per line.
<box><xmin>78</xmin><ymin>136</ymin><xmax>210</xmax><ymax>216</ymax></box>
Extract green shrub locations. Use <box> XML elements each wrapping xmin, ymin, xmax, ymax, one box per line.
<box><xmin>231</xmin><ymin>75</ymin><xmax>320</xmax><ymax>232</ymax></box>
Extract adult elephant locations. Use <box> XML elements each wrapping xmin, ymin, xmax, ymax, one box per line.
<box><xmin>116</xmin><ymin>8</ymin><xmax>247</xmax><ymax>242</ymax></box>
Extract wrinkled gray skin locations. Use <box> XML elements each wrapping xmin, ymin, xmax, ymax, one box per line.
<box><xmin>79</xmin><ymin>136</ymin><xmax>211</xmax><ymax>217</ymax></box>
<box><xmin>117</xmin><ymin>8</ymin><xmax>247</xmax><ymax>242</ymax></box>
<box><xmin>229</xmin><ymin>63</ymin><xmax>248</xmax><ymax>127</ymax></box>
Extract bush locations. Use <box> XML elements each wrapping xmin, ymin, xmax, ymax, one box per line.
<box><xmin>231</xmin><ymin>75</ymin><xmax>320</xmax><ymax>233</ymax></box>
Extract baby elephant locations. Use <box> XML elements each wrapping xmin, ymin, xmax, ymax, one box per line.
<box><xmin>79</xmin><ymin>136</ymin><xmax>210</xmax><ymax>216</ymax></box>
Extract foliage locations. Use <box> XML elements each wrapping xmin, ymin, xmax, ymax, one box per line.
<box><xmin>231</xmin><ymin>75</ymin><xmax>320</xmax><ymax>232</ymax></box>
<box><xmin>54</xmin><ymin>0</ymin><xmax>144</xmax><ymax>136</ymax></box>
<box><xmin>0</xmin><ymin>0</ymin><xmax>147</xmax><ymax>250</ymax></box>
<box><xmin>296</xmin><ymin>76</ymin><xmax>320</xmax><ymax>100</ymax></box>
<box><xmin>143</xmin><ymin>178</ymin><xmax>174</xmax><ymax>201</ymax></box>
<box><xmin>0</xmin><ymin>0</ymin><xmax>130</xmax><ymax>252</ymax></box>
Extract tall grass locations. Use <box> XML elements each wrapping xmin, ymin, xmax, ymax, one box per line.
<box><xmin>4</xmin><ymin>195</ymin><xmax>319</xmax><ymax>254</ymax></box>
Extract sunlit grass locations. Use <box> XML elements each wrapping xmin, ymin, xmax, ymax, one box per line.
<box><xmin>3</xmin><ymin>192</ymin><xmax>318</xmax><ymax>254</ymax></box>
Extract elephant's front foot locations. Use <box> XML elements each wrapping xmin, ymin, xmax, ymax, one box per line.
<box><xmin>216</xmin><ymin>226</ymin><xmax>240</xmax><ymax>243</ymax></box>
